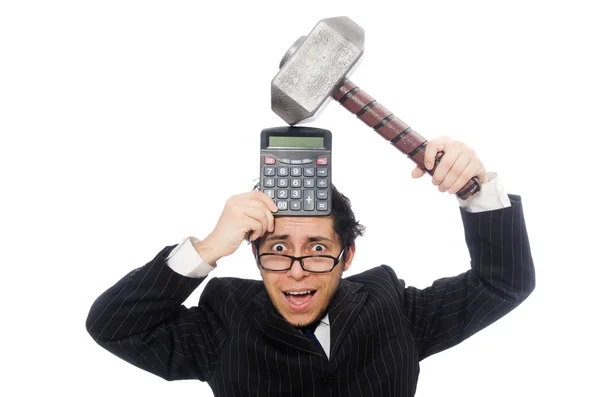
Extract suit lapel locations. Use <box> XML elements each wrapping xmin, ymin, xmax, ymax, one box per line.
<box><xmin>327</xmin><ymin>279</ymin><xmax>367</xmax><ymax>361</ymax></box>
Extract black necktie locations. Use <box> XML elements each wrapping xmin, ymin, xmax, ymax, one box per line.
<box><xmin>299</xmin><ymin>321</ymin><xmax>325</xmax><ymax>354</ymax></box>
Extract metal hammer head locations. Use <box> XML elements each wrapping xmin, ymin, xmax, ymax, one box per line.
<box><xmin>271</xmin><ymin>16</ymin><xmax>365</xmax><ymax>125</ymax></box>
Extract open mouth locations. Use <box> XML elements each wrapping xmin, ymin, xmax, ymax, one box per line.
<box><xmin>283</xmin><ymin>290</ymin><xmax>317</xmax><ymax>310</ymax></box>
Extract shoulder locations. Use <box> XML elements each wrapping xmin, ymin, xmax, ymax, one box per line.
<box><xmin>203</xmin><ymin>276</ymin><xmax>263</xmax><ymax>296</ymax></box>
<box><xmin>345</xmin><ymin>264</ymin><xmax>400</xmax><ymax>281</ymax></box>
<box><xmin>340</xmin><ymin>266</ymin><xmax>409</xmax><ymax>318</ymax></box>
<box><xmin>344</xmin><ymin>265</ymin><xmax>406</xmax><ymax>292</ymax></box>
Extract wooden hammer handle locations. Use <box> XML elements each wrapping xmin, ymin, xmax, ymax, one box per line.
<box><xmin>333</xmin><ymin>79</ymin><xmax>481</xmax><ymax>200</ymax></box>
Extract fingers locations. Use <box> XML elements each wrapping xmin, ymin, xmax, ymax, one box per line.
<box><xmin>423</xmin><ymin>138</ymin><xmax>483</xmax><ymax>195</ymax></box>
<box><xmin>246</xmin><ymin>218</ymin><xmax>264</xmax><ymax>242</ymax></box>
<box><xmin>423</xmin><ymin>136</ymin><xmax>452</xmax><ymax>170</ymax></box>
<box><xmin>429</xmin><ymin>144</ymin><xmax>460</xmax><ymax>187</ymax></box>
<box><xmin>437</xmin><ymin>152</ymin><xmax>470</xmax><ymax>193</ymax></box>
<box><xmin>243</xmin><ymin>206</ymin><xmax>271</xmax><ymax>240</ymax></box>
<box><xmin>250</xmin><ymin>189</ymin><xmax>278</xmax><ymax>213</ymax></box>
<box><xmin>447</xmin><ymin>159</ymin><xmax>481</xmax><ymax>195</ymax></box>
<box><xmin>263</xmin><ymin>206</ymin><xmax>275</xmax><ymax>233</ymax></box>
<box><xmin>411</xmin><ymin>166</ymin><xmax>425</xmax><ymax>179</ymax></box>
<box><xmin>244</xmin><ymin>199</ymin><xmax>275</xmax><ymax>233</ymax></box>
<box><xmin>222</xmin><ymin>190</ymin><xmax>278</xmax><ymax>244</ymax></box>
<box><xmin>243</xmin><ymin>207</ymin><xmax>268</xmax><ymax>241</ymax></box>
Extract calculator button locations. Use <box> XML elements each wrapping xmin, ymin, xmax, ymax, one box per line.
<box><xmin>317</xmin><ymin>202</ymin><xmax>328</xmax><ymax>211</ymax></box>
<box><xmin>290</xmin><ymin>167</ymin><xmax>302</xmax><ymax>177</ymax></box>
<box><xmin>280</xmin><ymin>158</ymin><xmax>291</xmax><ymax>164</ymax></box>
<box><xmin>291</xmin><ymin>189</ymin><xmax>302</xmax><ymax>199</ymax></box>
<box><xmin>264</xmin><ymin>178</ymin><xmax>275</xmax><ymax>188</ymax></box>
<box><xmin>317</xmin><ymin>190</ymin><xmax>327</xmax><ymax>199</ymax></box>
<box><xmin>317</xmin><ymin>179</ymin><xmax>328</xmax><ymax>188</ymax></box>
<box><xmin>277</xmin><ymin>178</ymin><xmax>289</xmax><ymax>188</ymax></box>
<box><xmin>290</xmin><ymin>159</ymin><xmax>302</xmax><ymax>164</ymax></box>
<box><xmin>264</xmin><ymin>167</ymin><xmax>276</xmax><ymax>176</ymax></box>
<box><xmin>277</xmin><ymin>189</ymin><xmax>288</xmax><ymax>199</ymax></box>
<box><xmin>264</xmin><ymin>156</ymin><xmax>276</xmax><ymax>165</ymax></box>
<box><xmin>302</xmin><ymin>159</ymin><xmax>312</xmax><ymax>164</ymax></box>
<box><xmin>316</xmin><ymin>157</ymin><xmax>328</xmax><ymax>166</ymax></box>
<box><xmin>290</xmin><ymin>201</ymin><xmax>301</xmax><ymax>210</ymax></box>
<box><xmin>276</xmin><ymin>201</ymin><xmax>288</xmax><ymax>210</ymax></box>
<box><xmin>264</xmin><ymin>189</ymin><xmax>275</xmax><ymax>199</ymax></box>
<box><xmin>303</xmin><ymin>168</ymin><xmax>315</xmax><ymax>177</ymax></box>
<box><xmin>304</xmin><ymin>179</ymin><xmax>315</xmax><ymax>188</ymax></box>
<box><xmin>303</xmin><ymin>190</ymin><xmax>315</xmax><ymax>211</ymax></box>
<box><xmin>290</xmin><ymin>178</ymin><xmax>301</xmax><ymax>188</ymax></box>
<box><xmin>278</xmin><ymin>167</ymin><xmax>289</xmax><ymax>176</ymax></box>
<box><xmin>317</xmin><ymin>168</ymin><xmax>327</xmax><ymax>177</ymax></box>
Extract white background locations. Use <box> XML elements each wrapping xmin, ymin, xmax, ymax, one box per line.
<box><xmin>1</xmin><ymin>1</ymin><xmax>599</xmax><ymax>396</ymax></box>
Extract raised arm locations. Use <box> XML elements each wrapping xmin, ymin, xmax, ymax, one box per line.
<box><xmin>398</xmin><ymin>193</ymin><xmax>535</xmax><ymax>360</ymax></box>
<box><xmin>398</xmin><ymin>138</ymin><xmax>535</xmax><ymax>360</ymax></box>
<box><xmin>85</xmin><ymin>244</ymin><xmax>226</xmax><ymax>381</ymax></box>
<box><xmin>85</xmin><ymin>190</ymin><xmax>278</xmax><ymax>381</ymax></box>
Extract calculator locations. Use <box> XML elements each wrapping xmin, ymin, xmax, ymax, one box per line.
<box><xmin>259</xmin><ymin>126</ymin><xmax>332</xmax><ymax>216</ymax></box>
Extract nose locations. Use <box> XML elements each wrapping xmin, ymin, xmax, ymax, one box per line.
<box><xmin>289</xmin><ymin>257</ymin><xmax>309</xmax><ymax>279</ymax></box>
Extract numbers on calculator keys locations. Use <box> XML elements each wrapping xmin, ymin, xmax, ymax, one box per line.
<box><xmin>261</xmin><ymin>155</ymin><xmax>330</xmax><ymax>214</ymax></box>
<box><xmin>291</xmin><ymin>167</ymin><xmax>302</xmax><ymax>176</ymax></box>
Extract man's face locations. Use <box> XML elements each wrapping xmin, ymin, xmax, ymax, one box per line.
<box><xmin>253</xmin><ymin>215</ymin><xmax>355</xmax><ymax>328</ymax></box>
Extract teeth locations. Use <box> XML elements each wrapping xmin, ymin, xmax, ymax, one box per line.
<box><xmin>286</xmin><ymin>291</ymin><xmax>312</xmax><ymax>295</ymax></box>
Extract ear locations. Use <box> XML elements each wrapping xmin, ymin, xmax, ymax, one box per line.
<box><xmin>342</xmin><ymin>244</ymin><xmax>356</xmax><ymax>271</ymax></box>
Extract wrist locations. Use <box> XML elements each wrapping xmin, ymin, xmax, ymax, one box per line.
<box><xmin>193</xmin><ymin>237</ymin><xmax>221</xmax><ymax>266</ymax></box>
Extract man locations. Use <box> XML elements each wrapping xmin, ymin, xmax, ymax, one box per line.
<box><xmin>86</xmin><ymin>137</ymin><xmax>535</xmax><ymax>397</ymax></box>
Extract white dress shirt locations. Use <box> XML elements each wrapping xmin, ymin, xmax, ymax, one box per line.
<box><xmin>165</xmin><ymin>172</ymin><xmax>511</xmax><ymax>359</ymax></box>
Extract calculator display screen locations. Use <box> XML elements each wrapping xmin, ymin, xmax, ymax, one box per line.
<box><xmin>268</xmin><ymin>136</ymin><xmax>324</xmax><ymax>148</ymax></box>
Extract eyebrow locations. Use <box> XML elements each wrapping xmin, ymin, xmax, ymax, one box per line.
<box><xmin>264</xmin><ymin>234</ymin><xmax>335</xmax><ymax>243</ymax></box>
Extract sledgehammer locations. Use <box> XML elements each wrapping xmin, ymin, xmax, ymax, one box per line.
<box><xmin>271</xmin><ymin>16</ymin><xmax>481</xmax><ymax>199</ymax></box>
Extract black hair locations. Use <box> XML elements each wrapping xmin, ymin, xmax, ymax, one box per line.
<box><xmin>250</xmin><ymin>182</ymin><xmax>366</xmax><ymax>261</ymax></box>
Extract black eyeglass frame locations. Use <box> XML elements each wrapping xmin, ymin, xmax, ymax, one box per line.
<box><xmin>255</xmin><ymin>247</ymin><xmax>346</xmax><ymax>273</ymax></box>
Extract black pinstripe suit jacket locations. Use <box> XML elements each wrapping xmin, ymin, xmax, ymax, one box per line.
<box><xmin>86</xmin><ymin>194</ymin><xmax>535</xmax><ymax>396</ymax></box>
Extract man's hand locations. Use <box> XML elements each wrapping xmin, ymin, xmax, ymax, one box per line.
<box><xmin>411</xmin><ymin>137</ymin><xmax>488</xmax><ymax>194</ymax></box>
<box><xmin>194</xmin><ymin>190</ymin><xmax>278</xmax><ymax>265</ymax></box>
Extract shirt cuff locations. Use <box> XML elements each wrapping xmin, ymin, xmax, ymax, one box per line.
<box><xmin>166</xmin><ymin>236</ymin><xmax>216</xmax><ymax>278</ymax></box>
<box><xmin>457</xmin><ymin>172</ymin><xmax>511</xmax><ymax>213</ymax></box>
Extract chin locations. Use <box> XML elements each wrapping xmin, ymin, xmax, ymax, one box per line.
<box><xmin>284</xmin><ymin>305</ymin><xmax>328</xmax><ymax>328</ymax></box>
<box><xmin>279</xmin><ymin>306</ymin><xmax>316</xmax><ymax>326</ymax></box>
<box><xmin>287</xmin><ymin>314</ymin><xmax>317</xmax><ymax>328</ymax></box>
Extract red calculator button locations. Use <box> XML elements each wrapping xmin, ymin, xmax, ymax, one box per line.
<box><xmin>316</xmin><ymin>157</ymin><xmax>328</xmax><ymax>166</ymax></box>
<box><xmin>264</xmin><ymin>156</ymin><xmax>276</xmax><ymax>165</ymax></box>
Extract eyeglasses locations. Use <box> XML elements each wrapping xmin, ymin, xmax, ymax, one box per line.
<box><xmin>255</xmin><ymin>248</ymin><xmax>346</xmax><ymax>273</ymax></box>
